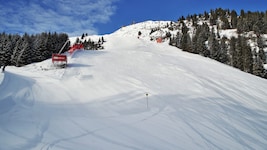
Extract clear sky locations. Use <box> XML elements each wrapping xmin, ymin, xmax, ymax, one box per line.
<box><xmin>0</xmin><ymin>0</ymin><xmax>267</xmax><ymax>36</ymax></box>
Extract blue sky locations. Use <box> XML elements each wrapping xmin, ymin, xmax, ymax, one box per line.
<box><xmin>0</xmin><ymin>0</ymin><xmax>267</xmax><ymax>36</ymax></box>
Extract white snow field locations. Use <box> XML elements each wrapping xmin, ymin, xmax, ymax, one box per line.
<box><xmin>1</xmin><ymin>21</ymin><xmax>267</xmax><ymax>150</ymax></box>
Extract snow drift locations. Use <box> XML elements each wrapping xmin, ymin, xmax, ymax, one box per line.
<box><xmin>1</xmin><ymin>21</ymin><xmax>267</xmax><ymax>150</ymax></box>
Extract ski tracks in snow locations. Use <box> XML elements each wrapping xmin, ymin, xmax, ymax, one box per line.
<box><xmin>188</xmin><ymin>76</ymin><xmax>267</xmax><ymax>149</ymax></box>
<box><xmin>0</xmin><ymin>72</ymin><xmax>51</xmax><ymax>150</ymax></box>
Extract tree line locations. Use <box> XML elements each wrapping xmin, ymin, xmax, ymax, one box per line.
<box><xmin>169</xmin><ymin>8</ymin><xmax>267</xmax><ymax>79</ymax></box>
<box><xmin>0</xmin><ymin>32</ymin><xmax>69</xmax><ymax>67</ymax></box>
<box><xmin>79</xmin><ymin>35</ymin><xmax>105</xmax><ymax>50</ymax></box>
<box><xmin>0</xmin><ymin>31</ymin><xmax>106</xmax><ymax>69</ymax></box>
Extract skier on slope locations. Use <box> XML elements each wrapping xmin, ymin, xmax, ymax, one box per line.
<box><xmin>2</xmin><ymin>65</ymin><xmax>6</xmax><ymax>72</ymax></box>
<box><xmin>0</xmin><ymin>61</ymin><xmax>8</xmax><ymax>73</ymax></box>
<box><xmin>138</xmin><ymin>31</ymin><xmax>142</xmax><ymax>39</ymax></box>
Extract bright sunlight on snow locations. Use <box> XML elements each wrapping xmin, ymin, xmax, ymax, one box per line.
<box><xmin>1</xmin><ymin>21</ymin><xmax>267</xmax><ymax>150</ymax></box>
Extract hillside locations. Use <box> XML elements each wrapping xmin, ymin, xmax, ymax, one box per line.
<box><xmin>1</xmin><ymin>21</ymin><xmax>267</xmax><ymax>150</ymax></box>
<box><xmin>109</xmin><ymin>9</ymin><xmax>267</xmax><ymax>79</ymax></box>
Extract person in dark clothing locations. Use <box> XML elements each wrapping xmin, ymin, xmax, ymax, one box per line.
<box><xmin>2</xmin><ymin>65</ymin><xmax>6</xmax><ymax>72</ymax></box>
<box><xmin>0</xmin><ymin>62</ymin><xmax>7</xmax><ymax>72</ymax></box>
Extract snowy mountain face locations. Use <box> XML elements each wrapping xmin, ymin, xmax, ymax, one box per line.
<box><xmin>1</xmin><ymin>21</ymin><xmax>267</xmax><ymax>150</ymax></box>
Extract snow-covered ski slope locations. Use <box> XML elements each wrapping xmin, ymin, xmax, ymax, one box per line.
<box><xmin>1</xmin><ymin>21</ymin><xmax>267</xmax><ymax>150</ymax></box>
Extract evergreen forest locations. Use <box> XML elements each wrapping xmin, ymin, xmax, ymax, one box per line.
<box><xmin>168</xmin><ymin>8</ymin><xmax>267</xmax><ymax>78</ymax></box>
<box><xmin>0</xmin><ymin>32</ymin><xmax>69</xmax><ymax>67</ymax></box>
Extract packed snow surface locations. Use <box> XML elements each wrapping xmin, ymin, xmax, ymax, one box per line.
<box><xmin>1</xmin><ymin>21</ymin><xmax>267</xmax><ymax>150</ymax></box>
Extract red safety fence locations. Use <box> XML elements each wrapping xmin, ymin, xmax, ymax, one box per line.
<box><xmin>68</xmin><ymin>43</ymin><xmax>84</xmax><ymax>53</ymax></box>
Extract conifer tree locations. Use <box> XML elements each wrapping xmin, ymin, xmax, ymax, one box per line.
<box><xmin>181</xmin><ymin>21</ymin><xmax>189</xmax><ymax>35</ymax></box>
<box><xmin>81</xmin><ymin>33</ymin><xmax>85</xmax><ymax>39</ymax></box>
<box><xmin>230</xmin><ymin>10</ymin><xmax>238</xmax><ymax>29</ymax></box>
<box><xmin>35</xmin><ymin>33</ymin><xmax>49</xmax><ymax>61</ymax></box>
<box><xmin>0</xmin><ymin>34</ymin><xmax>12</xmax><ymax>66</ymax></box>
<box><xmin>11</xmin><ymin>37</ymin><xmax>23</xmax><ymax>66</ymax></box>
<box><xmin>240</xmin><ymin>9</ymin><xmax>246</xmax><ymax>18</ymax></box>
<box><xmin>220</xmin><ymin>15</ymin><xmax>230</xmax><ymax>29</ymax></box>
<box><xmin>257</xmin><ymin>36</ymin><xmax>266</xmax><ymax>63</ymax></box>
<box><xmin>0</xmin><ymin>33</ymin><xmax>5</xmax><ymax>65</ymax></box>
<box><xmin>219</xmin><ymin>37</ymin><xmax>229</xmax><ymax>64</ymax></box>
<box><xmin>209</xmin><ymin>9</ymin><xmax>217</xmax><ymax>25</ymax></box>
<box><xmin>16</xmin><ymin>34</ymin><xmax>32</xmax><ymax>66</ymax></box>
<box><xmin>175</xmin><ymin>32</ymin><xmax>182</xmax><ymax>48</ymax></box>
<box><xmin>208</xmin><ymin>28</ymin><xmax>220</xmax><ymax>59</ymax></box>
<box><xmin>181</xmin><ymin>33</ymin><xmax>192</xmax><ymax>52</ymax></box>
<box><xmin>194</xmin><ymin>23</ymin><xmax>210</xmax><ymax>57</ymax></box>
<box><xmin>243</xmin><ymin>44</ymin><xmax>253</xmax><ymax>73</ymax></box>
<box><xmin>229</xmin><ymin>37</ymin><xmax>237</xmax><ymax>67</ymax></box>
<box><xmin>180</xmin><ymin>22</ymin><xmax>191</xmax><ymax>52</ymax></box>
<box><xmin>204</xmin><ymin>11</ymin><xmax>209</xmax><ymax>20</ymax></box>
<box><xmin>191</xmin><ymin>35</ymin><xmax>199</xmax><ymax>54</ymax></box>
<box><xmin>198</xmin><ymin>31</ymin><xmax>209</xmax><ymax>57</ymax></box>
<box><xmin>236</xmin><ymin>35</ymin><xmax>244</xmax><ymax>70</ymax></box>
<box><xmin>253</xmin><ymin>51</ymin><xmax>266</xmax><ymax>78</ymax></box>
